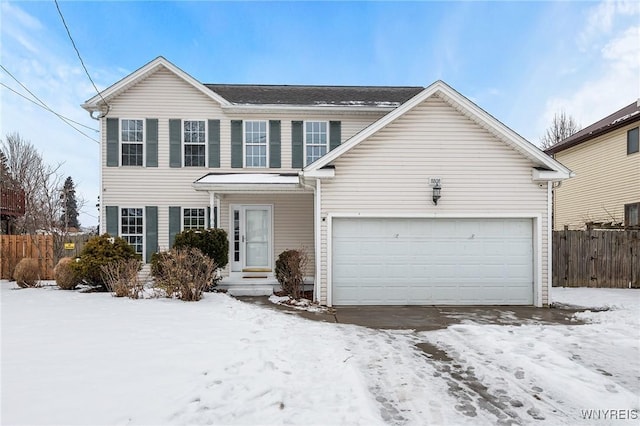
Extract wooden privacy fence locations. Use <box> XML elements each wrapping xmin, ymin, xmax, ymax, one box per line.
<box><xmin>0</xmin><ymin>235</ymin><xmax>55</xmax><ymax>280</ymax></box>
<box><xmin>552</xmin><ymin>229</ymin><xmax>639</xmax><ymax>288</ymax></box>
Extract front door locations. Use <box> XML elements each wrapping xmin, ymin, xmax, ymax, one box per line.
<box><xmin>231</xmin><ymin>205</ymin><xmax>273</xmax><ymax>272</ymax></box>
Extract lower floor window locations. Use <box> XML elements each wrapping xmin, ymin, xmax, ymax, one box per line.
<box><xmin>625</xmin><ymin>202</ymin><xmax>639</xmax><ymax>227</ymax></box>
<box><xmin>121</xmin><ymin>208</ymin><xmax>143</xmax><ymax>255</ymax></box>
<box><xmin>184</xmin><ymin>208</ymin><xmax>206</xmax><ymax>230</ymax></box>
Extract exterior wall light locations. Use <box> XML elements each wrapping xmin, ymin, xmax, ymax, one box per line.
<box><xmin>432</xmin><ymin>182</ymin><xmax>441</xmax><ymax>205</ymax></box>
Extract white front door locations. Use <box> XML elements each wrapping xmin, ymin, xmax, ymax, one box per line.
<box><xmin>231</xmin><ymin>205</ymin><xmax>273</xmax><ymax>272</ymax></box>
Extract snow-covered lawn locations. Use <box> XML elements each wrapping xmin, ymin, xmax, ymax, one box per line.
<box><xmin>1</xmin><ymin>282</ymin><xmax>638</xmax><ymax>425</ymax></box>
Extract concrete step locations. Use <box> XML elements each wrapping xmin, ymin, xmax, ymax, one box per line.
<box><xmin>223</xmin><ymin>285</ymin><xmax>275</xmax><ymax>296</ymax></box>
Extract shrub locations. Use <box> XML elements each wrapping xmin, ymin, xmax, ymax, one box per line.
<box><xmin>14</xmin><ymin>258</ymin><xmax>40</xmax><ymax>288</ymax></box>
<box><xmin>173</xmin><ymin>228</ymin><xmax>229</xmax><ymax>270</ymax></box>
<box><xmin>275</xmin><ymin>248</ymin><xmax>308</xmax><ymax>299</ymax></box>
<box><xmin>72</xmin><ymin>234</ymin><xmax>140</xmax><ymax>289</ymax></box>
<box><xmin>153</xmin><ymin>247</ymin><xmax>216</xmax><ymax>301</ymax></box>
<box><xmin>101</xmin><ymin>258</ymin><xmax>143</xmax><ymax>298</ymax></box>
<box><xmin>54</xmin><ymin>257</ymin><xmax>81</xmax><ymax>290</ymax></box>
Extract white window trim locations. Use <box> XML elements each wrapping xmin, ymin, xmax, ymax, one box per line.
<box><xmin>119</xmin><ymin>206</ymin><xmax>145</xmax><ymax>259</ymax></box>
<box><xmin>243</xmin><ymin>120</ymin><xmax>269</xmax><ymax>168</ymax></box>
<box><xmin>303</xmin><ymin>120</ymin><xmax>329</xmax><ymax>166</ymax></box>
<box><xmin>119</xmin><ymin>118</ymin><xmax>145</xmax><ymax>167</ymax></box>
<box><xmin>182</xmin><ymin>119</ymin><xmax>208</xmax><ymax>167</ymax></box>
<box><xmin>181</xmin><ymin>207</ymin><xmax>208</xmax><ymax>231</ymax></box>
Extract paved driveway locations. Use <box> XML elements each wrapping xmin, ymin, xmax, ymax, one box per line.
<box><xmin>238</xmin><ymin>297</ymin><xmax>584</xmax><ymax>330</ymax></box>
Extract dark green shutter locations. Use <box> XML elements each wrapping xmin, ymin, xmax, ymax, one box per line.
<box><xmin>206</xmin><ymin>206</ymin><xmax>211</xmax><ymax>229</ymax></box>
<box><xmin>269</xmin><ymin>120</ymin><xmax>281</xmax><ymax>168</ymax></box>
<box><xmin>213</xmin><ymin>206</ymin><xmax>218</xmax><ymax>228</ymax></box>
<box><xmin>106</xmin><ymin>118</ymin><xmax>119</xmax><ymax>167</ymax></box>
<box><xmin>208</xmin><ymin>119</ymin><xmax>220</xmax><ymax>168</ymax></box>
<box><xmin>105</xmin><ymin>206</ymin><xmax>118</xmax><ymax>236</ymax></box>
<box><xmin>146</xmin><ymin>119</ymin><xmax>158</xmax><ymax>167</ymax></box>
<box><xmin>329</xmin><ymin>121</ymin><xmax>341</xmax><ymax>151</ymax></box>
<box><xmin>145</xmin><ymin>206</ymin><xmax>158</xmax><ymax>263</ymax></box>
<box><xmin>169</xmin><ymin>119</ymin><xmax>181</xmax><ymax>168</ymax></box>
<box><xmin>292</xmin><ymin>121</ymin><xmax>303</xmax><ymax>168</ymax></box>
<box><xmin>231</xmin><ymin>120</ymin><xmax>243</xmax><ymax>168</ymax></box>
<box><xmin>169</xmin><ymin>206</ymin><xmax>181</xmax><ymax>248</ymax></box>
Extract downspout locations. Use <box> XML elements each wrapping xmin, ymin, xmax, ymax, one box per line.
<box><xmin>209</xmin><ymin>191</ymin><xmax>216</xmax><ymax>228</ymax></box>
<box><xmin>547</xmin><ymin>181</ymin><xmax>553</xmax><ymax>306</ymax></box>
<box><xmin>299</xmin><ymin>175</ymin><xmax>320</xmax><ymax>303</ymax></box>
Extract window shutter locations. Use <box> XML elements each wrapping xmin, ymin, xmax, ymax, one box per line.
<box><xmin>269</xmin><ymin>120</ymin><xmax>281</xmax><ymax>168</ymax></box>
<box><xmin>206</xmin><ymin>206</ymin><xmax>211</xmax><ymax>228</ymax></box>
<box><xmin>208</xmin><ymin>119</ymin><xmax>221</xmax><ymax>168</ymax></box>
<box><xmin>169</xmin><ymin>119</ymin><xmax>181</xmax><ymax>168</ymax></box>
<box><xmin>169</xmin><ymin>206</ymin><xmax>181</xmax><ymax>248</ymax></box>
<box><xmin>329</xmin><ymin>121</ymin><xmax>341</xmax><ymax>151</ymax></box>
<box><xmin>292</xmin><ymin>121</ymin><xmax>303</xmax><ymax>168</ymax></box>
<box><xmin>106</xmin><ymin>118</ymin><xmax>119</xmax><ymax>167</ymax></box>
<box><xmin>231</xmin><ymin>120</ymin><xmax>243</xmax><ymax>168</ymax></box>
<box><xmin>145</xmin><ymin>206</ymin><xmax>158</xmax><ymax>263</ymax></box>
<box><xmin>146</xmin><ymin>119</ymin><xmax>158</xmax><ymax>167</ymax></box>
<box><xmin>105</xmin><ymin>206</ymin><xmax>118</xmax><ymax>236</ymax></box>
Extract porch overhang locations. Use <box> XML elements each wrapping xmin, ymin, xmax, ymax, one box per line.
<box><xmin>192</xmin><ymin>173</ymin><xmax>310</xmax><ymax>193</ymax></box>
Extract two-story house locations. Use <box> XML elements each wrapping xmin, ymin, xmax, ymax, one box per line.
<box><xmin>545</xmin><ymin>101</ymin><xmax>640</xmax><ymax>230</ymax></box>
<box><xmin>82</xmin><ymin>57</ymin><xmax>571</xmax><ymax>307</ymax></box>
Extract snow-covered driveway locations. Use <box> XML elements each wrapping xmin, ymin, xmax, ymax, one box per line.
<box><xmin>1</xmin><ymin>282</ymin><xmax>638</xmax><ymax>425</ymax></box>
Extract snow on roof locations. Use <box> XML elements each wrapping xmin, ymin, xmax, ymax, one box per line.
<box><xmin>194</xmin><ymin>173</ymin><xmax>299</xmax><ymax>185</ymax></box>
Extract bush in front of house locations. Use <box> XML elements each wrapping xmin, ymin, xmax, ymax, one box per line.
<box><xmin>54</xmin><ymin>257</ymin><xmax>82</xmax><ymax>290</ymax></box>
<box><xmin>72</xmin><ymin>234</ymin><xmax>140</xmax><ymax>290</ymax></box>
<box><xmin>101</xmin><ymin>258</ymin><xmax>143</xmax><ymax>298</ymax></box>
<box><xmin>173</xmin><ymin>228</ymin><xmax>229</xmax><ymax>271</ymax></box>
<box><xmin>14</xmin><ymin>258</ymin><xmax>40</xmax><ymax>288</ymax></box>
<box><xmin>152</xmin><ymin>247</ymin><xmax>216</xmax><ymax>301</ymax></box>
<box><xmin>275</xmin><ymin>248</ymin><xmax>308</xmax><ymax>300</ymax></box>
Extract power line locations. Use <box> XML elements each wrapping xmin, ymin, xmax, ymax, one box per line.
<box><xmin>54</xmin><ymin>0</ymin><xmax>110</xmax><ymax>115</ymax></box>
<box><xmin>0</xmin><ymin>82</ymin><xmax>98</xmax><ymax>132</ymax></box>
<box><xmin>0</xmin><ymin>65</ymin><xmax>100</xmax><ymax>144</ymax></box>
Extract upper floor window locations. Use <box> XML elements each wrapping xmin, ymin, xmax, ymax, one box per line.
<box><xmin>245</xmin><ymin>121</ymin><xmax>268</xmax><ymax>167</ymax></box>
<box><xmin>183</xmin><ymin>208</ymin><xmax>206</xmax><ymax>230</ymax></box>
<box><xmin>184</xmin><ymin>120</ymin><xmax>206</xmax><ymax>167</ymax></box>
<box><xmin>628</xmin><ymin>127</ymin><xmax>639</xmax><ymax>155</ymax></box>
<box><xmin>121</xmin><ymin>119</ymin><xmax>143</xmax><ymax>166</ymax></box>
<box><xmin>305</xmin><ymin>121</ymin><xmax>328</xmax><ymax>165</ymax></box>
<box><xmin>121</xmin><ymin>207</ymin><xmax>143</xmax><ymax>255</ymax></box>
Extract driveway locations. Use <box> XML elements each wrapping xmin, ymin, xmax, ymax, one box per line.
<box><xmin>238</xmin><ymin>296</ymin><xmax>584</xmax><ymax>331</ymax></box>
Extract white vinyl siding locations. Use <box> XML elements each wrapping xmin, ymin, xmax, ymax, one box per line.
<box><xmin>318</xmin><ymin>96</ymin><xmax>550</xmax><ymax>305</ymax></box>
<box><xmin>553</xmin><ymin>122</ymin><xmax>640</xmax><ymax>230</ymax></box>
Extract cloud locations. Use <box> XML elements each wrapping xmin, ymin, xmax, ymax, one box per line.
<box><xmin>537</xmin><ymin>1</ymin><xmax>640</xmax><ymax>144</ymax></box>
<box><xmin>578</xmin><ymin>0</ymin><xmax>640</xmax><ymax>50</ymax></box>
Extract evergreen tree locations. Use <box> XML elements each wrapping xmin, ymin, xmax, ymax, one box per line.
<box><xmin>61</xmin><ymin>176</ymin><xmax>80</xmax><ymax>229</ymax></box>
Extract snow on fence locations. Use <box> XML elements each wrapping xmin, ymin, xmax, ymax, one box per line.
<box><xmin>552</xmin><ymin>229</ymin><xmax>640</xmax><ymax>288</ymax></box>
<box><xmin>0</xmin><ymin>235</ymin><xmax>55</xmax><ymax>280</ymax></box>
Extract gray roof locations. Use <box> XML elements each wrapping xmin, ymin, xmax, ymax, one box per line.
<box><xmin>546</xmin><ymin>100</ymin><xmax>640</xmax><ymax>154</ymax></box>
<box><xmin>204</xmin><ymin>84</ymin><xmax>424</xmax><ymax>107</ymax></box>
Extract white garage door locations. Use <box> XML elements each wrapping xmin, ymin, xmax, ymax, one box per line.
<box><xmin>332</xmin><ymin>218</ymin><xmax>533</xmax><ymax>305</ymax></box>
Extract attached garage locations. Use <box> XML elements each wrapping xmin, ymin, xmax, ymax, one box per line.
<box><xmin>331</xmin><ymin>217</ymin><xmax>534</xmax><ymax>305</ymax></box>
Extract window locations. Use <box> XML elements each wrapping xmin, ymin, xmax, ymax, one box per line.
<box><xmin>121</xmin><ymin>119</ymin><xmax>143</xmax><ymax>166</ymax></box>
<box><xmin>121</xmin><ymin>208</ymin><xmax>143</xmax><ymax>255</ymax></box>
<box><xmin>628</xmin><ymin>127</ymin><xmax>639</xmax><ymax>155</ymax></box>
<box><xmin>184</xmin><ymin>120</ymin><xmax>206</xmax><ymax>167</ymax></box>
<box><xmin>305</xmin><ymin>121</ymin><xmax>328</xmax><ymax>165</ymax></box>
<box><xmin>625</xmin><ymin>203</ymin><xmax>639</xmax><ymax>227</ymax></box>
<box><xmin>183</xmin><ymin>208</ymin><xmax>206</xmax><ymax>230</ymax></box>
<box><xmin>245</xmin><ymin>121</ymin><xmax>267</xmax><ymax>167</ymax></box>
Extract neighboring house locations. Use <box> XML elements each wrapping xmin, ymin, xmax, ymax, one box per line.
<box><xmin>82</xmin><ymin>57</ymin><xmax>571</xmax><ymax>307</ymax></box>
<box><xmin>545</xmin><ymin>101</ymin><xmax>640</xmax><ymax>230</ymax></box>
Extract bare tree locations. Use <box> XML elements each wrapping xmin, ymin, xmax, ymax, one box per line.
<box><xmin>540</xmin><ymin>111</ymin><xmax>581</xmax><ymax>149</ymax></box>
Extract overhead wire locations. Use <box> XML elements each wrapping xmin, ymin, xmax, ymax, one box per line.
<box><xmin>54</xmin><ymin>0</ymin><xmax>110</xmax><ymax>116</ymax></box>
<box><xmin>0</xmin><ymin>64</ymin><xmax>100</xmax><ymax>144</ymax></box>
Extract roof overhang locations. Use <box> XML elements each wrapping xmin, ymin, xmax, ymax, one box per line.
<box><xmin>532</xmin><ymin>168</ymin><xmax>574</xmax><ymax>182</ymax></box>
<box><xmin>192</xmin><ymin>173</ymin><xmax>309</xmax><ymax>193</ymax></box>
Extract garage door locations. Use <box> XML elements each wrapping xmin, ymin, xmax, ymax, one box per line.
<box><xmin>332</xmin><ymin>218</ymin><xmax>533</xmax><ymax>305</ymax></box>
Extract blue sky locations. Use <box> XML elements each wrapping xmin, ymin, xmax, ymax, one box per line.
<box><xmin>1</xmin><ymin>0</ymin><xmax>638</xmax><ymax>228</ymax></box>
